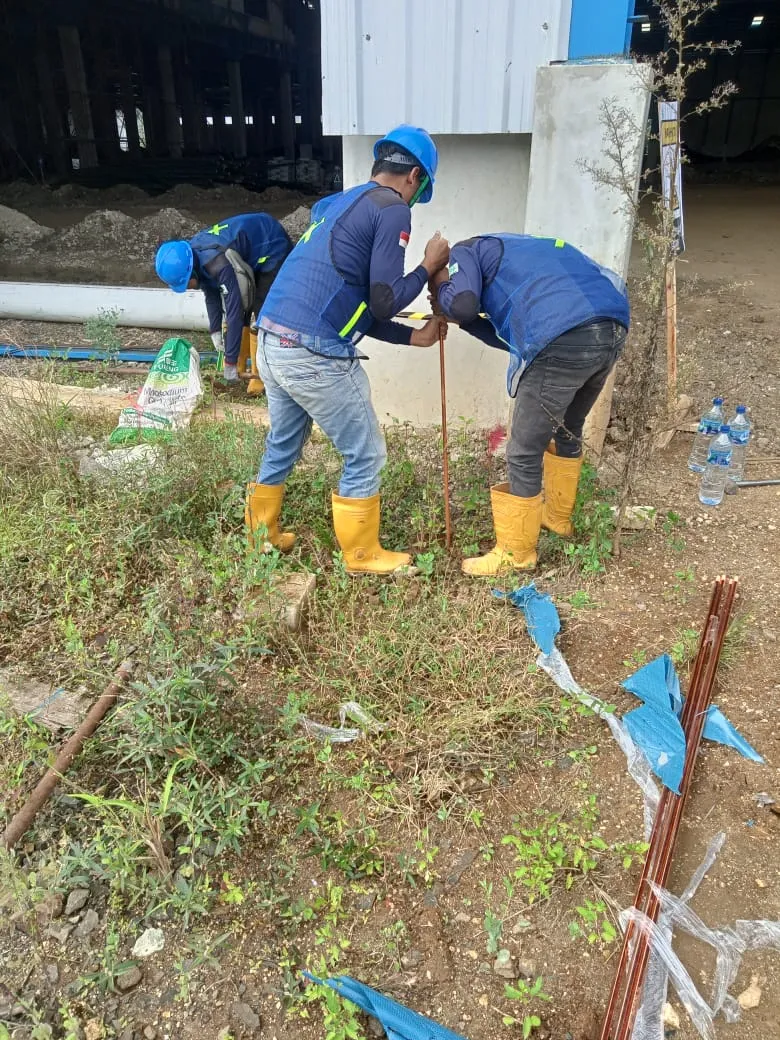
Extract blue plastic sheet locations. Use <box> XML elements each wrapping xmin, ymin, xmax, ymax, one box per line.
<box><xmin>494</xmin><ymin>582</ymin><xmax>560</xmax><ymax>655</ymax></box>
<box><xmin>303</xmin><ymin>973</ymin><xmax>467</xmax><ymax>1040</ymax></box>
<box><xmin>623</xmin><ymin>703</ymin><xmax>686</xmax><ymax>794</ymax></box>
<box><xmin>622</xmin><ymin>655</ymin><xmax>763</xmax><ymax>790</ymax></box>
<box><xmin>623</xmin><ymin>654</ymin><xmax>682</xmax><ymax>714</ymax></box>
<box><xmin>703</xmin><ymin>706</ymin><xmax>764</xmax><ymax>763</ymax></box>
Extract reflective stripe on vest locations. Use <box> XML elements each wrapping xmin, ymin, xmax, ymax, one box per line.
<box><xmin>339</xmin><ymin>301</ymin><xmax>368</xmax><ymax>339</ymax></box>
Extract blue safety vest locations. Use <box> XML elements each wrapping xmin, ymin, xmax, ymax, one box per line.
<box><xmin>190</xmin><ymin>213</ymin><xmax>290</xmax><ymax>288</ymax></box>
<box><xmin>481</xmin><ymin>234</ymin><xmax>630</xmax><ymax>395</ymax></box>
<box><xmin>259</xmin><ymin>183</ymin><xmax>378</xmax><ymax>356</ymax></box>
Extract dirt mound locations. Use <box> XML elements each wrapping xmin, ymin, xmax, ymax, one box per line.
<box><xmin>132</xmin><ymin>208</ymin><xmax>201</xmax><ymax>257</ymax></box>
<box><xmin>101</xmin><ymin>183</ymin><xmax>150</xmax><ymax>203</ymax></box>
<box><xmin>0</xmin><ymin>204</ymin><xmax>54</xmax><ymax>245</ymax></box>
<box><xmin>280</xmin><ymin>205</ymin><xmax>312</xmax><ymax>243</ymax></box>
<box><xmin>257</xmin><ymin>185</ymin><xmax>304</xmax><ymax>205</ymax></box>
<box><xmin>59</xmin><ymin>210</ymin><xmax>136</xmax><ymax>252</ymax></box>
<box><xmin>156</xmin><ymin>183</ymin><xmax>213</xmax><ymax>207</ymax></box>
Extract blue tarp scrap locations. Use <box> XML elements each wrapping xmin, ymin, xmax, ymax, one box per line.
<box><xmin>623</xmin><ymin>702</ymin><xmax>686</xmax><ymax>794</ymax></box>
<box><xmin>623</xmin><ymin>654</ymin><xmax>682</xmax><ymax>715</ymax></box>
<box><xmin>494</xmin><ymin>582</ymin><xmax>560</xmax><ymax>655</ymax></box>
<box><xmin>621</xmin><ymin>655</ymin><xmax>763</xmax><ymax>791</ymax></box>
<box><xmin>303</xmin><ymin>973</ymin><xmax>468</xmax><ymax>1040</ymax></box>
<box><xmin>703</xmin><ymin>705</ymin><xmax>764</xmax><ymax>763</ymax></box>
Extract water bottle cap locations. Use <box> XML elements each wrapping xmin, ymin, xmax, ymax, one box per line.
<box><xmin>713</xmin><ymin>397</ymin><xmax>724</xmax><ymax>405</ymax></box>
<box><xmin>736</xmin><ymin>405</ymin><xmax>747</xmax><ymax>413</ymax></box>
<box><xmin>720</xmin><ymin>424</ymin><xmax>730</xmax><ymax>433</ymax></box>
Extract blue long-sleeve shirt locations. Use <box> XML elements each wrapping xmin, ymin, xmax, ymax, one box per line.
<box><xmin>437</xmin><ymin>236</ymin><xmax>506</xmax><ymax>351</ymax></box>
<box><xmin>436</xmin><ymin>234</ymin><xmax>630</xmax><ymax>394</ymax></box>
<box><xmin>261</xmin><ymin>183</ymin><xmax>427</xmax><ymax>348</ymax></box>
<box><xmin>191</xmin><ymin>213</ymin><xmax>292</xmax><ymax>359</ymax></box>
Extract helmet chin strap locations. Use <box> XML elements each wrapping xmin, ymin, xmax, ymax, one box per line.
<box><xmin>409</xmin><ymin>174</ymin><xmax>430</xmax><ymax>208</ymax></box>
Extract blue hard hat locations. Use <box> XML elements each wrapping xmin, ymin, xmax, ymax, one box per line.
<box><xmin>155</xmin><ymin>240</ymin><xmax>194</xmax><ymax>293</ymax></box>
<box><xmin>373</xmin><ymin>124</ymin><xmax>438</xmax><ymax>204</ymax></box>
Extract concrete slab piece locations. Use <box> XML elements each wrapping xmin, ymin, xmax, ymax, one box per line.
<box><xmin>0</xmin><ymin>666</ymin><xmax>91</xmax><ymax>731</ymax></box>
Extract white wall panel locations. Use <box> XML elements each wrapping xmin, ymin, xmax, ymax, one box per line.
<box><xmin>321</xmin><ymin>0</ymin><xmax>572</xmax><ymax>135</ymax></box>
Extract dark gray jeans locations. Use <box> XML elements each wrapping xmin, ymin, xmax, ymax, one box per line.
<box><xmin>507</xmin><ymin>320</ymin><xmax>627</xmax><ymax>496</ymax></box>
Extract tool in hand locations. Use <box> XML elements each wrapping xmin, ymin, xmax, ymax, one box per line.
<box><xmin>429</xmin><ymin>286</ymin><xmax>452</xmax><ymax>549</ymax></box>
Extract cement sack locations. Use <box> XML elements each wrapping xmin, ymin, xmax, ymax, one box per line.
<box><xmin>109</xmin><ymin>337</ymin><xmax>202</xmax><ymax>444</ymax></box>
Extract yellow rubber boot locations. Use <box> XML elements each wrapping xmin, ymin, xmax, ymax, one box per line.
<box><xmin>462</xmin><ymin>484</ymin><xmax>542</xmax><ymax>576</ymax></box>
<box><xmin>247</xmin><ymin>330</ymin><xmax>265</xmax><ymax>397</ymax></box>
<box><xmin>245</xmin><ymin>482</ymin><xmax>295</xmax><ymax>553</ymax></box>
<box><xmin>542</xmin><ymin>450</ymin><xmax>583</xmax><ymax>538</ymax></box>
<box><xmin>331</xmin><ymin>493</ymin><xmax>411</xmax><ymax>575</ymax></box>
<box><xmin>237</xmin><ymin>326</ymin><xmax>252</xmax><ymax>379</ymax></box>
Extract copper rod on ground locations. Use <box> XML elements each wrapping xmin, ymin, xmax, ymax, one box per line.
<box><xmin>615</xmin><ymin>579</ymin><xmax>736</xmax><ymax>1040</ymax></box>
<box><xmin>438</xmin><ymin>322</ymin><xmax>452</xmax><ymax>550</ymax></box>
<box><xmin>600</xmin><ymin>578</ymin><xmax>737</xmax><ymax>1040</ymax></box>
<box><xmin>1</xmin><ymin>658</ymin><xmax>135</xmax><ymax>850</ymax></box>
<box><xmin>599</xmin><ymin>579</ymin><xmax>724</xmax><ymax>1036</ymax></box>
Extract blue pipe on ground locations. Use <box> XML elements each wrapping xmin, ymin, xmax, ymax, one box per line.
<box><xmin>0</xmin><ymin>345</ymin><xmax>219</xmax><ymax>364</ymax></box>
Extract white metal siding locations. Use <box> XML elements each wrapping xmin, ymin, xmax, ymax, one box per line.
<box><xmin>321</xmin><ymin>0</ymin><xmax>572</xmax><ymax>135</ymax></box>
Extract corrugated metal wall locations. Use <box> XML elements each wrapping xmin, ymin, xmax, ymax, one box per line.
<box><xmin>321</xmin><ymin>0</ymin><xmax>572</xmax><ymax>135</ymax></box>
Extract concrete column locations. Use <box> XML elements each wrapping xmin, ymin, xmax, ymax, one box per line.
<box><xmin>157</xmin><ymin>44</ymin><xmax>183</xmax><ymax>158</ymax></box>
<box><xmin>227</xmin><ymin>60</ymin><xmax>247</xmax><ymax>158</ymax></box>
<box><xmin>279</xmin><ymin>68</ymin><xmax>295</xmax><ymax>160</ymax></box>
<box><xmin>524</xmin><ymin>63</ymin><xmax>651</xmax><ymax>456</ymax></box>
<box><xmin>89</xmin><ymin>30</ymin><xmax>122</xmax><ymax>164</ymax></box>
<box><xmin>120</xmin><ymin>69</ymin><xmax>141</xmax><ymax>156</ymax></box>
<box><xmin>177</xmin><ymin>64</ymin><xmax>202</xmax><ymax>154</ymax></box>
<box><xmin>36</xmin><ymin>47</ymin><xmax>68</xmax><ymax>175</ymax></box>
<box><xmin>58</xmin><ymin>25</ymin><xmax>98</xmax><ymax>169</ymax></box>
<box><xmin>252</xmin><ymin>100</ymin><xmax>266</xmax><ymax>158</ymax></box>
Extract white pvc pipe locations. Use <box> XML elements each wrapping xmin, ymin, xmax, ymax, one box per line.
<box><xmin>0</xmin><ymin>281</ymin><xmax>209</xmax><ymax>329</ymax></box>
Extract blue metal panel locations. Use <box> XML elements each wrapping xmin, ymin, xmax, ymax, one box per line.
<box><xmin>568</xmin><ymin>0</ymin><xmax>635</xmax><ymax>59</ymax></box>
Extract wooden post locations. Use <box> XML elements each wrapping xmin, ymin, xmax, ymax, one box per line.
<box><xmin>666</xmin><ymin>257</ymin><xmax>678</xmax><ymax>409</ymax></box>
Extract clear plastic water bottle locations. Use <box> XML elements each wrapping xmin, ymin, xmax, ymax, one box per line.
<box><xmin>698</xmin><ymin>425</ymin><xmax>732</xmax><ymax>506</ymax></box>
<box><xmin>725</xmin><ymin>405</ymin><xmax>751</xmax><ymax>494</ymax></box>
<box><xmin>688</xmin><ymin>397</ymin><xmax>725</xmax><ymax>472</ymax></box>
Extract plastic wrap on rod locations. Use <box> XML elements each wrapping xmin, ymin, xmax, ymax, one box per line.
<box><xmin>619</xmin><ymin>908</ymin><xmax>716</xmax><ymax>1040</ymax></box>
<box><xmin>632</xmin><ymin>833</ymin><xmax>725</xmax><ymax>1040</ymax></box>
<box><xmin>538</xmin><ymin>646</ymin><xmax>660</xmax><ymax>835</ymax></box>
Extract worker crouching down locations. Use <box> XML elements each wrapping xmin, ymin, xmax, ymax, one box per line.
<box><xmin>155</xmin><ymin>213</ymin><xmax>293</xmax><ymax>392</ymax></box>
<box><xmin>248</xmin><ymin>124</ymin><xmax>450</xmax><ymax>574</ymax></box>
<box><xmin>432</xmin><ymin>234</ymin><xmax>630</xmax><ymax>576</ymax></box>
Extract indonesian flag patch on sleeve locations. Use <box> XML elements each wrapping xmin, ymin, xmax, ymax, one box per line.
<box><xmin>398</xmin><ymin>231</ymin><xmax>410</xmax><ymax>249</ymax></box>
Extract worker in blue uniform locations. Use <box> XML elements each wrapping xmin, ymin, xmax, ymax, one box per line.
<box><xmin>431</xmin><ymin>234</ymin><xmax>630</xmax><ymax>576</ymax></box>
<box><xmin>155</xmin><ymin>213</ymin><xmax>292</xmax><ymax>393</ymax></box>
<box><xmin>246</xmin><ymin>124</ymin><xmax>450</xmax><ymax>575</ymax></box>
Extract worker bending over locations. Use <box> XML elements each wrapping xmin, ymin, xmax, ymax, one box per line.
<box><xmin>248</xmin><ymin>124</ymin><xmax>449</xmax><ymax>574</ymax></box>
<box><xmin>155</xmin><ymin>213</ymin><xmax>292</xmax><ymax>392</ymax></box>
<box><xmin>432</xmin><ymin>234</ymin><xmax>630</xmax><ymax>576</ymax></box>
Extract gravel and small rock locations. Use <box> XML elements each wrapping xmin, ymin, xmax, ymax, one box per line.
<box><xmin>131</xmin><ymin>927</ymin><xmax>165</xmax><ymax>959</ymax></box>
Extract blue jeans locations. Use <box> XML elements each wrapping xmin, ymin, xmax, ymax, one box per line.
<box><xmin>256</xmin><ymin>330</ymin><xmax>388</xmax><ymax>498</ymax></box>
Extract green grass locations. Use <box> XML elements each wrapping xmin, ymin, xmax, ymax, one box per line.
<box><xmin>0</xmin><ymin>384</ymin><xmax>633</xmax><ymax>1037</ymax></box>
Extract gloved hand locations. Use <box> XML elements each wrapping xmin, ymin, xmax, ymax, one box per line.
<box><xmin>210</xmin><ymin>330</ymin><xmax>225</xmax><ymax>352</ymax></box>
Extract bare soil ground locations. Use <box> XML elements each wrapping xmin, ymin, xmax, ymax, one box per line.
<box><xmin>1</xmin><ymin>182</ymin><xmax>779</xmax><ymax>1040</ymax></box>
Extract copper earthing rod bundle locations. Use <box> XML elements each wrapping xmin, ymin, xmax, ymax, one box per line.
<box><xmin>599</xmin><ymin>580</ymin><xmax>723</xmax><ymax>1036</ymax></box>
<box><xmin>600</xmin><ymin>577</ymin><xmax>737</xmax><ymax>1040</ymax></box>
<box><xmin>438</xmin><ymin>321</ymin><xmax>452</xmax><ymax>550</ymax></box>
<box><xmin>610</xmin><ymin>580</ymin><xmax>735</xmax><ymax>1040</ymax></box>
<box><xmin>616</xmin><ymin>578</ymin><xmax>737</xmax><ymax>1040</ymax></box>
<box><xmin>1</xmin><ymin>658</ymin><xmax>135</xmax><ymax>851</ymax></box>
